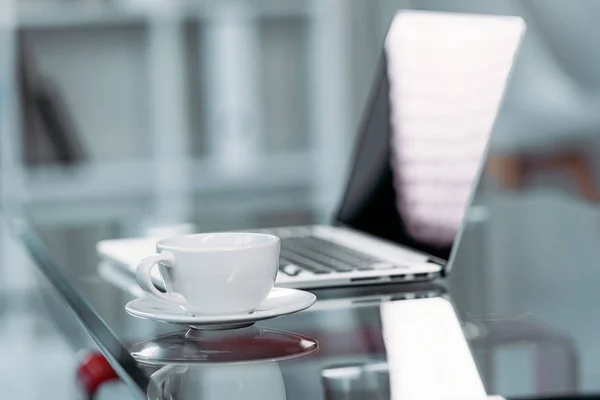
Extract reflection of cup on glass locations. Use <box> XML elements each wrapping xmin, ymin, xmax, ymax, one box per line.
<box><xmin>321</xmin><ymin>361</ymin><xmax>389</xmax><ymax>400</ymax></box>
<box><xmin>148</xmin><ymin>361</ymin><xmax>286</xmax><ymax>400</ymax></box>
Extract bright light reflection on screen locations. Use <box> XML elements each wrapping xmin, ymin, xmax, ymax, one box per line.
<box><xmin>386</xmin><ymin>11</ymin><xmax>524</xmax><ymax>245</ymax></box>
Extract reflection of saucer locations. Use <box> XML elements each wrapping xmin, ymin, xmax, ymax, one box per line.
<box><xmin>125</xmin><ymin>287</ymin><xmax>316</xmax><ymax>330</ymax></box>
<box><xmin>130</xmin><ymin>326</ymin><xmax>319</xmax><ymax>365</ymax></box>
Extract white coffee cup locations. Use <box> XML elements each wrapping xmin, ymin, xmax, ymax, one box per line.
<box><xmin>135</xmin><ymin>232</ymin><xmax>280</xmax><ymax>315</ymax></box>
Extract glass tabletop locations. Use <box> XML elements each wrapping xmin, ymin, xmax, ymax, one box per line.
<box><xmin>5</xmin><ymin>2</ymin><xmax>600</xmax><ymax>398</ymax></box>
<box><xmin>12</xmin><ymin>192</ymin><xmax>600</xmax><ymax>400</ymax></box>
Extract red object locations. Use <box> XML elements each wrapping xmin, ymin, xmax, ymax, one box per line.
<box><xmin>76</xmin><ymin>352</ymin><xmax>119</xmax><ymax>397</ymax></box>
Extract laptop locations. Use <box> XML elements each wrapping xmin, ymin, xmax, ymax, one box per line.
<box><xmin>97</xmin><ymin>10</ymin><xmax>525</xmax><ymax>289</ymax></box>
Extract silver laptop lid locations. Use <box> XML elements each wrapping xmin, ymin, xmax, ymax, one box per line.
<box><xmin>335</xmin><ymin>11</ymin><xmax>525</xmax><ymax>265</ymax></box>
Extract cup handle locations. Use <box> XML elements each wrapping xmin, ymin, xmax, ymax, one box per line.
<box><xmin>148</xmin><ymin>365</ymin><xmax>188</xmax><ymax>400</ymax></box>
<box><xmin>135</xmin><ymin>252</ymin><xmax>185</xmax><ymax>305</ymax></box>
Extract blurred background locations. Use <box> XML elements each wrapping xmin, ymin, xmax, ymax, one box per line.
<box><xmin>2</xmin><ymin>0</ymin><xmax>600</xmax><ymax>398</ymax></box>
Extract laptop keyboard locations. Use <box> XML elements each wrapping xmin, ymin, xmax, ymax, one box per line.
<box><xmin>279</xmin><ymin>236</ymin><xmax>398</xmax><ymax>276</ymax></box>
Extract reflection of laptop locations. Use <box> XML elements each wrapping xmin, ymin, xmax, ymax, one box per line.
<box><xmin>320</xmin><ymin>297</ymin><xmax>489</xmax><ymax>399</ymax></box>
<box><xmin>97</xmin><ymin>11</ymin><xmax>525</xmax><ymax>289</ymax></box>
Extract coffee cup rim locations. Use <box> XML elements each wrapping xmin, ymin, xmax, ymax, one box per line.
<box><xmin>156</xmin><ymin>232</ymin><xmax>280</xmax><ymax>253</ymax></box>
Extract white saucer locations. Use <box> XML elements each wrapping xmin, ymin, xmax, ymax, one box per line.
<box><xmin>125</xmin><ymin>287</ymin><xmax>317</xmax><ymax>330</ymax></box>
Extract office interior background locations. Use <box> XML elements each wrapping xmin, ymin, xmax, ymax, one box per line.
<box><xmin>2</xmin><ymin>0</ymin><xmax>600</xmax><ymax>398</ymax></box>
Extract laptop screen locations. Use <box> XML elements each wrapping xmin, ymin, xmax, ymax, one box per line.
<box><xmin>335</xmin><ymin>11</ymin><xmax>524</xmax><ymax>261</ymax></box>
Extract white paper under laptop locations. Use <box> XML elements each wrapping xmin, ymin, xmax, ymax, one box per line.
<box><xmin>97</xmin><ymin>11</ymin><xmax>525</xmax><ymax>289</ymax></box>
